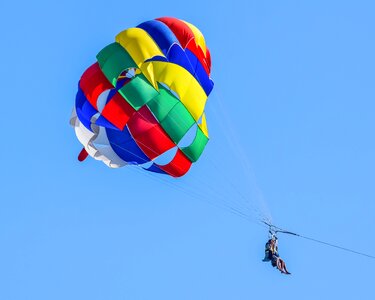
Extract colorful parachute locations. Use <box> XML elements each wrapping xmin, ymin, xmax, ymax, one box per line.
<box><xmin>70</xmin><ymin>17</ymin><xmax>214</xmax><ymax>177</ymax></box>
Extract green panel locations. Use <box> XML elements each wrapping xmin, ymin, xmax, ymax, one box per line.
<box><xmin>160</xmin><ymin>102</ymin><xmax>195</xmax><ymax>144</ymax></box>
<box><xmin>147</xmin><ymin>85</ymin><xmax>179</xmax><ymax>121</ymax></box>
<box><xmin>181</xmin><ymin>127</ymin><xmax>209</xmax><ymax>162</ymax></box>
<box><xmin>118</xmin><ymin>74</ymin><xmax>159</xmax><ymax>110</ymax></box>
<box><xmin>96</xmin><ymin>42</ymin><xmax>137</xmax><ymax>85</ymax></box>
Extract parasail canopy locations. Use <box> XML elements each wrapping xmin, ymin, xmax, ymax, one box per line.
<box><xmin>70</xmin><ymin>17</ymin><xmax>214</xmax><ymax>177</ymax></box>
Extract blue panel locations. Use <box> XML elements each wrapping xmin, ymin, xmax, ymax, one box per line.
<box><xmin>185</xmin><ymin>49</ymin><xmax>214</xmax><ymax>95</ymax></box>
<box><xmin>145</xmin><ymin>163</ymin><xmax>168</xmax><ymax>175</ymax></box>
<box><xmin>185</xmin><ymin>49</ymin><xmax>198</xmax><ymax>71</ymax></box>
<box><xmin>107</xmin><ymin>88</ymin><xmax>117</xmax><ymax>100</ymax></box>
<box><xmin>148</xmin><ymin>44</ymin><xmax>194</xmax><ymax>74</ymax></box>
<box><xmin>106</xmin><ymin>126</ymin><xmax>150</xmax><ymax>164</ymax></box>
<box><xmin>137</xmin><ymin>20</ymin><xmax>179</xmax><ymax>55</ymax></box>
<box><xmin>167</xmin><ymin>44</ymin><xmax>195</xmax><ymax>74</ymax></box>
<box><xmin>145</xmin><ymin>55</ymin><xmax>168</xmax><ymax>63</ymax></box>
<box><xmin>95</xmin><ymin>115</ymin><xmax>119</xmax><ymax>131</ymax></box>
<box><xmin>115</xmin><ymin>76</ymin><xmax>131</xmax><ymax>89</ymax></box>
<box><xmin>75</xmin><ymin>87</ymin><xmax>97</xmax><ymax>132</ymax></box>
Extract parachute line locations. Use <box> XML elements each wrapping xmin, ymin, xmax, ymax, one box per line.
<box><xmin>106</xmin><ymin>139</ymin><xmax>258</xmax><ymax>222</ymax></box>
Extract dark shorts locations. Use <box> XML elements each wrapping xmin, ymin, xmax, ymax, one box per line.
<box><xmin>265</xmin><ymin>251</ymin><xmax>273</xmax><ymax>261</ymax></box>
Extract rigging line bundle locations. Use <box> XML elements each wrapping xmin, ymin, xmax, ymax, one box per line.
<box><xmin>262</xmin><ymin>221</ymin><xmax>375</xmax><ymax>260</ymax></box>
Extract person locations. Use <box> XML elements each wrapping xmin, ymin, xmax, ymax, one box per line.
<box><xmin>262</xmin><ymin>237</ymin><xmax>291</xmax><ymax>275</ymax></box>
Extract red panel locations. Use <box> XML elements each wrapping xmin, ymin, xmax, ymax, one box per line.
<box><xmin>157</xmin><ymin>17</ymin><xmax>195</xmax><ymax>48</ymax></box>
<box><xmin>127</xmin><ymin>106</ymin><xmax>175</xmax><ymax>160</ymax></box>
<box><xmin>78</xmin><ymin>148</ymin><xmax>89</xmax><ymax>162</ymax></box>
<box><xmin>205</xmin><ymin>48</ymin><xmax>212</xmax><ymax>73</ymax></box>
<box><xmin>79</xmin><ymin>63</ymin><xmax>113</xmax><ymax>109</ymax></box>
<box><xmin>157</xmin><ymin>149</ymin><xmax>192</xmax><ymax>177</ymax></box>
<box><xmin>101</xmin><ymin>92</ymin><xmax>135</xmax><ymax>130</ymax></box>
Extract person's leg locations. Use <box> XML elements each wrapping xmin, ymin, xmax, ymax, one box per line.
<box><xmin>283</xmin><ymin>263</ymin><xmax>291</xmax><ymax>274</ymax></box>
<box><xmin>277</xmin><ymin>258</ymin><xmax>285</xmax><ymax>273</ymax></box>
<box><xmin>280</xmin><ymin>259</ymin><xmax>291</xmax><ymax>274</ymax></box>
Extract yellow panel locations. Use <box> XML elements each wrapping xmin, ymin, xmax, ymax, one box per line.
<box><xmin>182</xmin><ymin>21</ymin><xmax>207</xmax><ymax>53</ymax></box>
<box><xmin>115</xmin><ymin>28</ymin><xmax>165</xmax><ymax>89</ymax></box>
<box><xmin>141</xmin><ymin>61</ymin><xmax>207</xmax><ymax>121</ymax></box>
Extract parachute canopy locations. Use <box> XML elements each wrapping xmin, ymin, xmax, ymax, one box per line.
<box><xmin>70</xmin><ymin>17</ymin><xmax>214</xmax><ymax>177</ymax></box>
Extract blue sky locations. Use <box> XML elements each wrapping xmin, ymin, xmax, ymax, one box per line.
<box><xmin>1</xmin><ymin>1</ymin><xmax>374</xmax><ymax>299</ymax></box>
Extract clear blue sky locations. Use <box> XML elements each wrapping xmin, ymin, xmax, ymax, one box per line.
<box><xmin>1</xmin><ymin>1</ymin><xmax>374</xmax><ymax>299</ymax></box>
